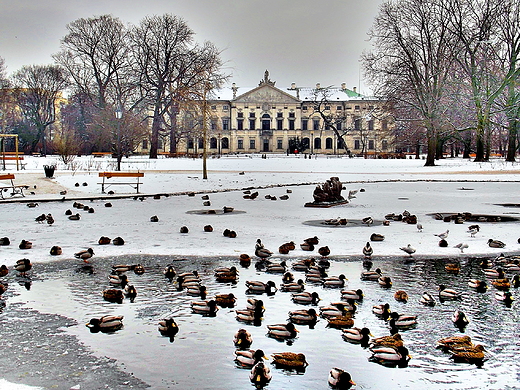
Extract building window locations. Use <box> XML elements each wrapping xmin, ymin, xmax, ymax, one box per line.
<box><xmin>187</xmin><ymin>138</ymin><xmax>194</xmax><ymax>149</ymax></box>
<box><xmin>355</xmin><ymin>105</ymin><xmax>360</xmax><ymax>110</ymax></box>
<box><xmin>368</xmin><ymin>105</ymin><xmax>374</xmax><ymax>110</ymax></box>
<box><xmin>210</xmin><ymin>137</ymin><xmax>217</xmax><ymax>149</ymax></box>
<box><xmin>277</xmin><ymin>119</ymin><xmax>283</xmax><ymax>130</ymax></box>
<box><xmin>237</xmin><ymin>112</ymin><xmax>243</xmax><ymax>118</ymax></box>
<box><xmin>249</xmin><ymin>139</ymin><xmax>256</xmax><ymax>149</ymax></box>
<box><xmin>369</xmin><ymin>140</ymin><xmax>375</xmax><ymax>149</ymax></box>
<box><xmin>368</xmin><ymin>120</ymin><xmax>374</xmax><ymax>131</ymax></box>
<box><xmin>313</xmin><ymin>119</ymin><xmax>320</xmax><ymax>131</ymax></box>
<box><xmin>325</xmin><ymin>105</ymin><xmax>330</xmax><ymax>111</ymax></box>
<box><xmin>336</xmin><ymin>121</ymin><xmax>342</xmax><ymax>131</ymax></box>
<box><xmin>222</xmin><ymin>118</ymin><xmax>229</xmax><ymax>130</ymax></box>
<box><xmin>222</xmin><ymin>137</ymin><xmax>229</xmax><ymax>149</ymax></box>
<box><xmin>158</xmin><ymin>140</ymin><xmax>163</xmax><ymax>149</ymax></box>
<box><xmin>302</xmin><ymin>119</ymin><xmax>308</xmax><ymax>130</ymax></box>
<box><xmin>325</xmin><ymin>137</ymin><xmax>333</xmax><ymax>149</ymax></box>
<box><xmin>277</xmin><ymin>138</ymin><xmax>283</xmax><ymax>149</ymax></box>
<box><xmin>249</xmin><ymin>119</ymin><xmax>255</xmax><ymax>130</ymax></box>
<box><xmin>237</xmin><ymin>139</ymin><xmax>244</xmax><ymax>149</ymax></box>
<box><xmin>289</xmin><ymin>120</ymin><xmax>295</xmax><ymax>130</ymax></box>
<box><xmin>302</xmin><ymin>106</ymin><xmax>308</xmax><ymax>111</ymax></box>
<box><xmin>314</xmin><ymin>138</ymin><xmax>321</xmax><ymax>150</ymax></box>
<box><xmin>142</xmin><ymin>140</ymin><xmax>148</xmax><ymax>149</ymax></box>
<box><xmin>354</xmin><ymin>139</ymin><xmax>360</xmax><ymax>149</ymax></box>
<box><xmin>237</xmin><ymin>119</ymin><xmax>243</xmax><ymax>130</ymax></box>
<box><xmin>198</xmin><ymin>139</ymin><xmax>204</xmax><ymax>149</ymax></box>
<box><xmin>354</xmin><ymin>118</ymin><xmax>361</xmax><ymax>130</ymax></box>
<box><xmin>382</xmin><ymin>120</ymin><xmax>388</xmax><ymax>131</ymax></box>
<box><xmin>223</xmin><ymin>105</ymin><xmax>229</xmax><ymax>111</ymax></box>
<box><xmin>211</xmin><ymin>105</ymin><xmax>217</xmax><ymax>110</ymax></box>
<box><xmin>325</xmin><ymin>122</ymin><xmax>330</xmax><ymax>130</ymax></box>
<box><xmin>338</xmin><ymin>138</ymin><xmax>346</xmax><ymax>150</ymax></box>
<box><xmin>289</xmin><ymin>112</ymin><xmax>295</xmax><ymax>118</ymax></box>
<box><xmin>336</xmin><ymin>106</ymin><xmax>342</xmax><ymax>110</ymax></box>
<box><xmin>249</xmin><ymin>112</ymin><xmax>255</xmax><ymax>118</ymax></box>
<box><xmin>211</xmin><ymin>122</ymin><xmax>217</xmax><ymax>131</ymax></box>
<box><xmin>277</xmin><ymin>112</ymin><xmax>283</xmax><ymax>118</ymax></box>
<box><xmin>382</xmin><ymin>139</ymin><xmax>388</xmax><ymax>150</ymax></box>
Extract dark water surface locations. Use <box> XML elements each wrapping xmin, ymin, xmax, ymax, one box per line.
<box><xmin>6</xmin><ymin>254</ymin><xmax>520</xmax><ymax>389</ymax></box>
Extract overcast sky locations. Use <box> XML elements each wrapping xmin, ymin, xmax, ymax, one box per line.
<box><xmin>0</xmin><ymin>0</ymin><xmax>384</xmax><ymax>94</ymax></box>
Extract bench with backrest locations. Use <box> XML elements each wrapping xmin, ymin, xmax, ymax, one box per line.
<box><xmin>92</xmin><ymin>152</ymin><xmax>113</xmax><ymax>158</ymax></box>
<box><xmin>0</xmin><ymin>173</ymin><xmax>28</xmax><ymax>199</ymax></box>
<box><xmin>98</xmin><ymin>172</ymin><xmax>144</xmax><ymax>193</ymax></box>
<box><xmin>0</xmin><ymin>156</ymin><xmax>26</xmax><ymax>169</ymax></box>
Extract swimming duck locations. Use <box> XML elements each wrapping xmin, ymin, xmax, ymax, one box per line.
<box><xmin>318</xmin><ymin>246</ymin><xmax>330</xmax><ymax>257</ymax></box>
<box><xmin>246</xmin><ymin>298</ymin><xmax>264</xmax><ymax>311</ymax></box>
<box><xmin>103</xmin><ymin>289</ymin><xmax>124</xmax><ymax>304</ymax></box>
<box><xmin>389</xmin><ymin>312</ymin><xmax>418</xmax><ymax>330</ymax></box>
<box><xmin>235</xmin><ymin>349</ymin><xmax>268</xmax><ymax>367</ymax></box>
<box><xmin>394</xmin><ymin>290</ymin><xmax>408</xmax><ymax>303</ymax></box>
<box><xmin>419</xmin><ymin>292</ymin><xmax>436</xmax><ymax>306</ymax></box>
<box><xmin>361</xmin><ymin>268</ymin><xmax>382</xmax><ymax>281</ymax></box>
<box><xmin>186</xmin><ymin>284</ymin><xmax>207</xmax><ymax>298</ymax></box>
<box><xmin>323</xmin><ymin>274</ymin><xmax>347</xmax><ymax>288</ymax></box>
<box><xmin>370</xmin><ymin>233</ymin><xmax>385</xmax><ymax>242</ymax></box>
<box><xmin>288</xmin><ymin>308</ymin><xmax>318</xmax><ymax>326</ymax></box>
<box><xmin>327</xmin><ymin>315</ymin><xmax>354</xmax><ymax>329</ymax></box>
<box><xmin>378</xmin><ymin>276</ymin><xmax>392</xmax><ymax>288</ymax></box>
<box><xmin>488</xmin><ymin>239</ymin><xmax>505</xmax><ymax>248</ymax></box>
<box><xmin>239</xmin><ymin>253</ymin><xmax>251</xmax><ymax>267</ymax></box>
<box><xmin>437</xmin><ymin>335</ymin><xmax>473</xmax><ymax>352</ymax></box>
<box><xmin>236</xmin><ymin>305</ymin><xmax>264</xmax><ymax>323</ymax></box>
<box><xmin>233</xmin><ymin>328</ymin><xmax>253</xmax><ymax>349</ymax></box>
<box><xmin>292</xmin><ymin>258</ymin><xmax>315</xmax><ymax>271</ymax></box>
<box><xmin>340</xmin><ymin>289</ymin><xmax>363</xmax><ymax>301</ymax></box>
<box><xmin>74</xmin><ymin>248</ymin><xmax>94</xmax><ymax>263</ymax></box>
<box><xmin>291</xmin><ymin>291</ymin><xmax>320</xmax><ymax>305</ymax></box>
<box><xmin>15</xmin><ymin>259</ymin><xmax>32</xmax><ymax>276</ymax></box>
<box><xmin>0</xmin><ymin>264</ymin><xmax>8</xmax><ymax>277</ymax></box>
<box><xmin>215</xmin><ymin>293</ymin><xmax>236</xmax><ymax>307</ymax></box>
<box><xmin>215</xmin><ymin>266</ymin><xmax>238</xmax><ymax>282</ymax></box>
<box><xmin>281</xmin><ymin>279</ymin><xmax>305</xmax><ymax>292</ymax></box>
<box><xmin>370</xmin><ymin>332</ymin><xmax>404</xmax><ymax>349</ymax></box>
<box><xmin>445</xmin><ymin>263</ymin><xmax>460</xmax><ymax>274</ymax></box>
<box><xmin>503</xmin><ymin>260</ymin><xmax>520</xmax><ymax>273</ymax></box>
<box><xmin>18</xmin><ymin>240</ymin><xmax>32</xmax><ymax>250</ymax></box>
<box><xmin>363</xmin><ymin>242</ymin><xmax>374</xmax><ymax>259</ymax></box>
<box><xmin>191</xmin><ymin>300</ymin><xmax>218</xmax><ymax>316</ymax></box>
<box><xmin>452</xmin><ymin>310</ymin><xmax>469</xmax><ymax>329</ymax></box>
<box><xmin>267</xmin><ymin>322</ymin><xmax>299</xmax><ymax>339</ymax></box>
<box><xmin>328</xmin><ymin>368</ymin><xmax>356</xmax><ymax>389</ymax></box>
<box><xmin>255</xmin><ymin>239</ymin><xmax>273</xmax><ymax>259</ymax></box>
<box><xmin>372</xmin><ymin>303</ymin><xmax>391</xmax><ymax>319</ymax></box>
<box><xmin>49</xmin><ymin>246</ymin><xmax>62</xmax><ymax>256</ymax></box>
<box><xmin>319</xmin><ymin>303</ymin><xmax>350</xmax><ymax>319</ymax></box>
<box><xmin>282</xmin><ymin>271</ymin><xmax>294</xmax><ymax>283</ymax></box>
<box><xmin>133</xmin><ymin>264</ymin><xmax>145</xmax><ymax>275</ymax></box>
<box><xmin>246</xmin><ymin>280</ymin><xmax>277</xmax><ymax>295</ymax></box>
<box><xmin>124</xmin><ymin>285</ymin><xmax>137</xmax><ymax>303</ymax></box>
<box><xmin>158</xmin><ymin>318</ymin><xmax>179</xmax><ymax>341</ymax></box>
<box><xmin>249</xmin><ymin>361</ymin><xmax>272</xmax><ymax>387</ymax></box>
<box><xmin>491</xmin><ymin>278</ymin><xmax>511</xmax><ymax>290</ymax></box>
<box><xmin>0</xmin><ymin>237</ymin><xmax>10</xmax><ymax>246</ymax></box>
<box><xmin>449</xmin><ymin>344</ymin><xmax>486</xmax><ymax>365</ymax></box>
<box><xmin>108</xmin><ymin>273</ymin><xmax>128</xmax><ymax>289</ymax></box>
<box><xmin>511</xmin><ymin>274</ymin><xmax>520</xmax><ymax>288</ymax></box>
<box><xmin>438</xmin><ymin>284</ymin><xmax>462</xmax><ymax>300</ymax></box>
<box><xmin>86</xmin><ymin>315</ymin><xmax>124</xmax><ymax>332</ymax></box>
<box><xmin>163</xmin><ymin>264</ymin><xmax>176</xmax><ymax>282</ymax></box>
<box><xmin>271</xmin><ymin>352</ymin><xmax>308</xmax><ymax>370</ymax></box>
<box><xmin>111</xmin><ymin>264</ymin><xmax>133</xmax><ymax>273</ymax></box>
<box><xmin>112</xmin><ymin>237</ymin><xmax>125</xmax><ymax>246</ymax></box>
<box><xmin>483</xmin><ymin>267</ymin><xmax>505</xmax><ymax>279</ymax></box>
<box><xmin>266</xmin><ymin>261</ymin><xmax>287</xmax><ymax>273</ymax></box>
<box><xmin>370</xmin><ymin>345</ymin><xmax>411</xmax><ymax>366</ymax></box>
<box><xmin>495</xmin><ymin>291</ymin><xmax>514</xmax><ymax>305</ymax></box>
<box><xmin>399</xmin><ymin>244</ymin><xmax>416</xmax><ymax>257</ymax></box>
<box><xmin>98</xmin><ymin>236</ymin><xmax>111</xmax><ymax>245</ymax></box>
<box><xmin>468</xmin><ymin>279</ymin><xmax>488</xmax><ymax>293</ymax></box>
<box><xmin>342</xmin><ymin>327</ymin><xmax>372</xmax><ymax>346</ymax></box>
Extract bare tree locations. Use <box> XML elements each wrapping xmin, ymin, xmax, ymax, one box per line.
<box><xmin>11</xmin><ymin>64</ymin><xmax>69</xmax><ymax>154</ymax></box>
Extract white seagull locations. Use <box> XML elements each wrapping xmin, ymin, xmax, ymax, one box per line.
<box><xmin>454</xmin><ymin>243</ymin><xmax>469</xmax><ymax>253</ymax></box>
<box><xmin>434</xmin><ymin>229</ymin><xmax>449</xmax><ymax>240</ymax></box>
<box><xmin>400</xmin><ymin>244</ymin><xmax>416</xmax><ymax>256</ymax></box>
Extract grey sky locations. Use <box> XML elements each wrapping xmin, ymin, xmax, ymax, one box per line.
<box><xmin>0</xmin><ymin>0</ymin><xmax>384</xmax><ymax>93</ymax></box>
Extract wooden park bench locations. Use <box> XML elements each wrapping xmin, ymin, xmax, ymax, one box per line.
<box><xmin>92</xmin><ymin>152</ymin><xmax>113</xmax><ymax>158</ymax></box>
<box><xmin>0</xmin><ymin>173</ymin><xmax>28</xmax><ymax>199</ymax></box>
<box><xmin>98</xmin><ymin>171</ymin><xmax>144</xmax><ymax>193</ymax></box>
<box><xmin>0</xmin><ymin>156</ymin><xmax>26</xmax><ymax>170</ymax></box>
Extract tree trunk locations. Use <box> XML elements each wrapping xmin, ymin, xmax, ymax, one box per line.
<box><xmin>169</xmin><ymin>104</ymin><xmax>178</xmax><ymax>154</ymax></box>
<box><xmin>506</xmin><ymin>121</ymin><xmax>518</xmax><ymax>162</ymax></box>
<box><xmin>424</xmin><ymin>128</ymin><xmax>436</xmax><ymax>166</ymax></box>
<box><xmin>149</xmin><ymin>105</ymin><xmax>161</xmax><ymax>159</ymax></box>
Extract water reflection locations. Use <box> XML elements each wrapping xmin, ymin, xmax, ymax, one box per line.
<box><xmin>6</xmin><ymin>254</ymin><xmax>520</xmax><ymax>389</ymax></box>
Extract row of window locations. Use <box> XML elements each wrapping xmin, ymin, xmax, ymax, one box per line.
<box><xmin>211</xmin><ymin>118</ymin><xmax>387</xmax><ymax>132</ymax></box>
<box><xmin>210</xmin><ymin>105</ymin><xmax>375</xmax><ymax>112</ymax></box>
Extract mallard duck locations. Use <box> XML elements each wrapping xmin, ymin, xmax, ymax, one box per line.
<box><xmin>267</xmin><ymin>322</ymin><xmax>298</xmax><ymax>339</ymax></box>
<box><xmin>266</xmin><ymin>261</ymin><xmax>287</xmax><ymax>273</ymax></box>
<box><xmin>282</xmin><ymin>271</ymin><xmax>294</xmax><ymax>283</ymax></box>
<box><xmin>124</xmin><ymin>285</ymin><xmax>137</xmax><ymax>303</ymax></box>
<box><xmin>15</xmin><ymin>258</ymin><xmax>32</xmax><ymax>276</ymax></box>
<box><xmin>112</xmin><ymin>264</ymin><xmax>133</xmax><ymax>273</ymax></box>
<box><xmin>362</xmin><ymin>216</ymin><xmax>374</xmax><ymax>227</ymax></box>
<box><xmin>483</xmin><ymin>268</ymin><xmax>505</xmax><ymax>279</ymax></box>
<box><xmin>378</xmin><ymin>276</ymin><xmax>392</xmax><ymax>288</ymax></box>
<box><xmin>370</xmin><ymin>345</ymin><xmax>411</xmax><ymax>365</ymax></box>
<box><xmin>449</xmin><ymin>344</ymin><xmax>486</xmax><ymax>364</ymax></box>
<box><xmin>288</xmin><ymin>308</ymin><xmax>318</xmax><ymax>325</ymax></box>
<box><xmin>323</xmin><ymin>274</ymin><xmax>347</xmax><ymax>288</ymax></box>
<box><xmin>437</xmin><ymin>335</ymin><xmax>473</xmax><ymax>352</ymax></box>
<box><xmin>361</xmin><ymin>268</ymin><xmax>382</xmax><ymax>281</ymax></box>
<box><xmin>327</xmin><ymin>315</ymin><xmax>354</xmax><ymax>329</ymax></box>
<box><xmin>238</xmin><ymin>253</ymin><xmax>251</xmax><ymax>267</ymax></box>
<box><xmin>0</xmin><ymin>264</ymin><xmax>8</xmax><ymax>277</ymax></box>
<box><xmin>86</xmin><ymin>315</ymin><xmax>124</xmax><ymax>332</ymax></box>
<box><xmin>318</xmin><ymin>246</ymin><xmax>330</xmax><ymax>257</ymax></box>
<box><xmin>246</xmin><ymin>298</ymin><xmax>264</xmax><ymax>311</ymax></box>
<box><xmin>495</xmin><ymin>291</ymin><xmax>514</xmax><ymax>305</ymax></box>
<box><xmin>278</xmin><ymin>244</ymin><xmax>291</xmax><ymax>254</ymax></box>
<box><xmin>389</xmin><ymin>312</ymin><xmax>418</xmax><ymax>329</ymax></box>
<box><xmin>191</xmin><ymin>300</ymin><xmax>218</xmax><ymax>316</ymax></box>
<box><xmin>236</xmin><ymin>305</ymin><xmax>264</xmax><ymax>323</ymax></box>
<box><xmin>235</xmin><ymin>349</ymin><xmax>268</xmax><ymax>367</ymax></box>
<box><xmin>215</xmin><ymin>266</ymin><xmax>238</xmax><ymax>282</ymax></box>
<box><xmin>488</xmin><ymin>239</ymin><xmax>505</xmax><ymax>248</ymax></box>
<box><xmin>370</xmin><ymin>233</ymin><xmax>385</xmax><ymax>242</ymax></box>
<box><xmin>419</xmin><ymin>292</ymin><xmax>436</xmax><ymax>306</ymax></box>
<box><xmin>98</xmin><ymin>236</ymin><xmax>111</xmax><ymax>245</ymax></box>
<box><xmin>438</xmin><ymin>284</ymin><xmax>462</xmax><ymax>300</ymax></box>
<box><xmin>255</xmin><ymin>239</ymin><xmax>273</xmax><ymax>259</ymax></box>
<box><xmin>342</xmin><ymin>327</ymin><xmax>372</xmax><ymax>346</ymax></box>
<box><xmin>452</xmin><ymin>310</ymin><xmax>469</xmax><ymax>329</ymax></box>
<box><xmin>281</xmin><ymin>279</ymin><xmax>305</xmax><ymax>292</ymax></box>
<box><xmin>186</xmin><ymin>284</ymin><xmax>207</xmax><ymax>298</ymax></box>
<box><xmin>445</xmin><ymin>263</ymin><xmax>460</xmax><ymax>274</ymax></box>
<box><xmin>292</xmin><ymin>258</ymin><xmax>315</xmax><ymax>271</ymax></box>
<box><xmin>504</xmin><ymin>261</ymin><xmax>520</xmax><ymax>273</ymax></box>
<box><xmin>103</xmin><ymin>289</ymin><xmax>124</xmax><ymax>304</ymax></box>
<box><xmin>304</xmin><ymin>236</ymin><xmax>319</xmax><ymax>245</ymax></box>
<box><xmin>399</xmin><ymin>244</ymin><xmax>416</xmax><ymax>257</ymax></box>
<box><xmin>511</xmin><ymin>274</ymin><xmax>520</xmax><ymax>288</ymax></box>
<box><xmin>18</xmin><ymin>240</ymin><xmax>32</xmax><ymax>250</ymax></box>
<box><xmin>215</xmin><ymin>293</ymin><xmax>236</xmax><ymax>307</ymax></box>
<box><xmin>245</xmin><ymin>280</ymin><xmax>277</xmax><ymax>295</ymax></box>
<box><xmin>49</xmin><ymin>245</ymin><xmax>62</xmax><ymax>256</ymax></box>
<box><xmin>108</xmin><ymin>273</ymin><xmax>128</xmax><ymax>288</ymax></box>
<box><xmin>467</xmin><ymin>225</ymin><xmax>480</xmax><ymax>237</ymax></box>
<box><xmin>319</xmin><ymin>303</ymin><xmax>349</xmax><ymax>319</ymax></box>
<box><xmin>75</xmin><ymin>248</ymin><xmax>94</xmax><ymax>263</ymax></box>
<box><xmin>363</xmin><ymin>242</ymin><xmax>374</xmax><ymax>258</ymax></box>
<box><xmin>491</xmin><ymin>278</ymin><xmax>511</xmax><ymax>290</ymax></box>
<box><xmin>233</xmin><ymin>328</ymin><xmax>253</xmax><ymax>349</ymax></box>
<box><xmin>68</xmin><ymin>213</ymin><xmax>81</xmax><ymax>220</ymax></box>
<box><xmin>271</xmin><ymin>352</ymin><xmax>308</xmax><ymax>370</ymax></box>
<box><xmin>158</xmin><ymin>318</ymin><xmax>179</xmax><ymax>341</ymax></box>
<box><xmin>299</xmin><ymin>241</ymin><xmax>315</xmax><ymax>251</ymax></box>
<box><xmin>249</xmin><ymin>361</ymin><xmax>271</xmax><ymax>386</ymax></box>
<box><xmin>372</xmin><ymin>303</ymin><xmax>391</xmax><ymax>319</ymax></box>
<box><xmin>468</xmin><ymin>279</ymin><xmax>488</xmax><ymax>293</ymax></box>
<box><xmin>328</xmin><ymin>367</ymin><xmax>356</xmax><ymax>389</ymax></box>
<box><xmin>291</xmin><ymin>291</ymin><xmax>320</xmax><ymax>305</ymax></box>
<box><xmin>305</xmin><ymin>273</ymin><xmax>324</xmax><ymax>284</ymax></box>
<box><xmin>35</xmin><ymin>213</ymin><xmax>46</xmax><ymax>223</ymax></box>
<box><xmin>163</xmin><ymin>265</ymin><xmax>176</xmax><ymax>282</ymax></box>
<box><xmin>370</xmin><ymin>332</ymin><xmax>404</xmax><ymax>349</ymax></box>
<box><xmin>341</xmin><ymin>289</ymin><xmax>363</xmax><ymax>301</ymax></box>
<box><xmin>112</xmin><ymin>237</ymin><xmax>125</xmax><ymax>246</ymax></box>
<box><xmin>394</xmin><ymin>290</ymin><xmax>408</xmax><ymax>303</ymax></box>
<box><xmin>0</xmin><ymin>237</ymin><xmax>10</xmax><ymax>246</ymax></box>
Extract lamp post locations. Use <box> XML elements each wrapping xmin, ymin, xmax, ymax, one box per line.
<box><xmin>115</xmin><ymin>106</ymin><xmax>123</xmax><ymax>171</ymax></box>
<box><xmin>310</xmin><ymin>131</ymin><xmax>314</xmax><ymax>155</ymax></box>
<box><xmin>218</xmin><ymin>132</ymin><xmax>221</xmax><ymax>156</ymax></box>
<box><xmin>202</xmin><ymin>82</ymin><xmax>208</xmax><ymax>180</ymax></box>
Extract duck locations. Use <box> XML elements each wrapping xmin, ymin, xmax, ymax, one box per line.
<box><xmin>327</xmin><ymin>315</ymin><xmax>354</xmax><ymax>329</ymax></box>
<box><xmin>291</xmin><ymin>291</ymin><xmax>320</xmax><ymax>305</ymax></box>
<box><xmin>322</xmin><ymin>274</ymin><xmax>347</xmax><ymax>288</ymax></box>
<box><xmin>399</xmin><ymin>244</ymin><xmax>416</xmax><ymax>257</ymax></box>
<box><xmin>15</xmin><ymin>259</ymin><xmax>32</xmax><ymax>276</ymax></box>
<box><xmin>236</xmin><ymin>305</ymin><xmax>264</xmax><ymax>323</ymax></box>
<box><xmin>449</xmin><ymin>344</ymin><xmax>486</xmax><ymax>364</ymax></box>
<box><xmin>437</xmin><ymin>335</ymin><xmax>473</xmax><ymax>352</ymax></box>
<box><xmin>495</xmin><ymin>291</ymin><xmax>514</xmax><ymax>305</ymax></box>
<box><xmin>445</xmin><ymin>263</ymin><xmax>460</xmax><ymax>274</ymax></box>
<box><xmin>245</xmin><ymin>280</ymin><xmax>277</xmax><ymax>295</ymax></box>
<box><xmin>186</xmin><ymin>284</ymin><xmax>207</xmax><ymax>298</ymax></box>
<box><xmin>249</xmin><ymin>361</ymin><xmax>272</xmax><ymax>387</ymax></box>
<box><xmin>278</xmin><ymin>244</ymin><xmax>291</xmax><ymax>254</ymax></box>
<box><xmin>18</xmin><ymin>240</ymin><xmax>32</xmax><ymax>250</ymax></box>
<box><xmin>98</xmin><ymin>236</ymin><xmax>111</xmax><ymax>245</ymax></box>
<box><xmin>288</xmin><ymin>308</ymin><xmax>318</xmax><ymax>326</ymax></box>
<box><xmin>266</xmin><ymin>260</ymin><xmax>287</xmax><ymax>273</ymax></box>
<box><xmin>438</xmin><ymin>284</ymin><xmax>462</xmax><ymax>300</ymax></box>
<box><xmin>488</xmin><ymin>239</ymin><xmax>506</xmax><ymax>248</ymax></box>
<box><xmin>378</xmin><ymin>276</ymin><xmax>392</xmax><ymax>288</ymax></box>
<box><xmin>239</xmin><ymin>253</ymin><xmax>251</xmax><ymax>267</ymax></box>
<box><xmin>150</xmin><ymin>215</ymin><xmax>159</xmax><ymax>222</ymax></box>
<box><xmin>372</xmin><ymin>303</ymin><xmax>391</xmax><ymax>319</ymax></box>
<box><xmin>103</xmin><ymin>289</ymin><xmax>124</xmax><ymax>304</ymax></box>
<box><xmin>215</xmin><ymin>266</ymin><xmax>239</xmax><ymax>282</ymax></box>
<box><xmin>318</xmin><ymin>246</ymin><xmax>330</xmax><ymax>257</ymax></box>
<box><xmin>504</xmin><ymin>260</ymin><xmax>520</xmax><ymax>273</ymax></box>
<box><xmin>163</xmin><ymin>264</ymin><xmax>176</xmax><ymax>282</ymax></box>
<box><xmin>0</xmin><ymin>283</ymin><xmax>6</xmax><ymax>297</ymax></box>
<box><xmin>68</xmin><ymin>213</ymin><xmax>81</xmax><ymax>220</ymax></box>
<box><xmin>389</xmin><ymin>312</ymin><xmax>418</xmax><ymax>330</ymax></box>
<box><xmin>111</xmin><ymin>264</ymin><xmax>134</xmax><ymax>273</ymax></box>
<box><xmin>235</xmin><ymin>349</ymin><xmax>268</xmax><ymax>367</ymax></box>
<box><xmin>246</xmin><ymin>298</ymin><xmax>264</xmax><ymax>311</ymax></box>
<box><xmin>468</xmin><ymin>279</ymin><xmax>488</xmax><ymax>293</ymax></box>
<box><xmin>304</xmin><ymin>236</ymin><xmax>319</xmax><ymax>245</ymax></box>
<box><xmin>108</xmin><ymin>273</ymin><xmax>128</xmax><ymax>289</ymax></box>
<box><xmin>419</xmin><ymin>292</ymin><xmax>436</xmax><ymax>306</ymax></box>
<box><xmin>511</xmin><ymin>274</ymin><xmax>520</xmax><ymax>288</ymax></box>
<box><xmin>328</xmin><ymin>368</ymin><xmax>356</xmax><ymax>389</ymax></box>
<box><xmin>112</xmin><ymin>237</ymin><xmax>125</xmax><ymax>246</ymax></box>
<box><xmin>281</xmin><ymin>279</ymin><xmax>305</xmax><ymax>292</ymax></box>
<box><xmin>370</xmin><ymin>233</ymin><xmax>385</xmax><ymax>242</ymax></box>
<box><xmin>363</xmin><ymin>242</ymin><xmax>373</xmax><ymax>258</ymax></box>
<box><xmin>0</xmin><ymin>264</ymin><xmax>8</xmax><ymax>277</ymax></box>
<box><xmin>215</xmin><ymin>293</ymin><xmax>236</xmax><ymax>307</ymax></box>
<box><xmin>74</xmin><ymin>248</ymin><xmax>94</xmax><ymax>263</ymax></box>
<box><xmin>271</xmin><ymin>352</ymin><xmax>308</xmax><ymax>370</ymax></box>
<box><xmin>267</xmin><ymin>322</ymin><xmax>299</xmax><ymax>339</ymax></box>
<box><xmin>362</xmin><ymin>216</ymin><xmax>374</xmax><ymax>227</ymax></box>
<box><xmin>124</xmin><ymin>285</ymin><xmax>137</xmax><ymax>303</ymax></box>
<box><xmin>35</xmin><ymin>213</ymin><xmax>46</xmax><ymax>223</ymax></box>
<box><xmin>370</xmin><ymin>345</ymin><xmax>411</xmax><ymax>366</ymax></box>
<box><xmin>452</xmin><ymin>310</ymin><xmax>469</xmax><ymax>329</ymax></box>
<box><xmin>158</xmin><ymin>318</ymin><xmax>179</xmax><ymax>341</ymax></box>
<box><xmin>319</xmin><ymin>303</ymin><xmax>350</xmax><ymax>319</ymax></box>
<box><xmin>491</xmin><ymin>278</ymin><xmax>511</xmax><ymax>290</ymax></box>
<box><xmin>282</xmin><ymin>271</ymin><xmax>294</xmax><ymax>283</ymax></box>
<box><xmin>233</xmin><ymin>328</ymin><xmax>253</xmax><ymax>349</ymax></box>
<box><xmin>341</xmin><ymin>289</ymin><xmax>363</xmax><ymax>301</ymax></box>
<box><xmin>49</xmin><ymin>246</ymin><xmax>62</xmax><ymax>256</ymax></box>
<box><xmin>0</xmin><ymin>237</ymin><xmax>10</xmax><ymax>246</ymax></box>
<box><xmin>191</xmin><ymin>300</ymin><xmax>218</xmax><ymax>316</ymax></box>
<box><xmin>133</xmin><ymin>264</ymin><xmax>145</xmax><ymax>275</ymax></box>
<box><xmin>394</xmin><ymin>290</ymin><xmax>408</xmax><ymax>303</ymax></box>
<box><xmin>45</xmin><ymin>214</ymin><xmax>54</xmax><ymax>225</ymax></box>
<box><xmin>299</xmin><ymin>241</ymin><xmax>315</xmax><ymax>251</ymax></box>
<box><xmin>438</xmin><ymin>239</ymin><xmax>449</xmax><ymax>247</ymax></box>
<box><xmin>370</xmin><ymin>332</ymin><xmax>404</xmax><ymax>349</ymax></box>
<box><xmin>255</xmin><ymin>239</ymin><xmax>273</xmax><ymax>259</ymax></box>
<box><xmin>86</xmin><ymin>315</ymin><xmax>124</xmax><ymax>332</ymax></box>
<box><xmin>467</xmin><ymin>224</ymin><xmax>480</xmax><ymax>237</ymax></box>
<box><xmin>361</xmin><ymin>268</ymin><xmax>382</xmax><ymax>281</ymax></box>
<box><xmin>342</xmin><ymin>327</ymin><xmax>372</xmax><ymax>346</ymax></box>
<box><xmin>292</xmin><ymin>258</ymin><xmax>315</xmax><ymax>271</ymax></box>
